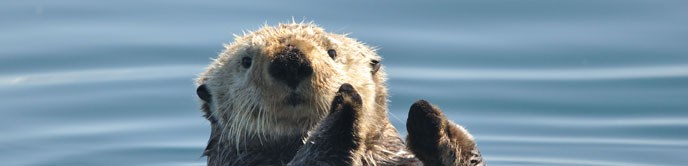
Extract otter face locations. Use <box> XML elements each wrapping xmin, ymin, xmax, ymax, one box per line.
<box><xmin>196</xmin><ymin>23</ymin><xmax>387</xmax><ymax>149</ymax></box>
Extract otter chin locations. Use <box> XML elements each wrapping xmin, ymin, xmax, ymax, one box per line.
<box><xmin>195</xmin><ymin>22</ymin><xmax>485</xmax><ymax>166</ymax></box>
<box><xmin>284</xmin><ymin>93</ymin><xmax>304</xmax><ymax>106</ymax></box>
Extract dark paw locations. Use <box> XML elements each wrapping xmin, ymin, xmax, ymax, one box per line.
<box><xmin>406</xmin><ymin>99</ymin><xmax>446</xmax><ymax>165</ymax></box>
<box><xmin>323</xmin><ymin>83</ymin><xmax>363</xmax><ymax>138</ymax></box>
<box><xmin>407</xmin><ymin>100</ymin><xmax>444</xmax><ymax>139</ymax></box>
<box><xmin>407</xmin><ymin>100</ymin><xmax>484</xmax><ymax>166</ymax></box>
<box><xmin>329</xmin><ymin>83</ymin><xmax>363</xmax><ymax>115</ymax></box>
<box><xmin>290</xmin><ymin>83</ymin><xmax>364</xmax><ymax>165</ymax></box>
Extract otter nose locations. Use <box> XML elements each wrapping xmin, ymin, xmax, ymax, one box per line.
<box><xmin>268</xmin><ymin>45</ymin><xmax>313</xmax><ymax>89</ymax></box>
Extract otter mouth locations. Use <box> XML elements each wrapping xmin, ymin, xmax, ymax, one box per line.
<box><xmin>285</xmin><ymin>93</ymin><xmax>305</xmax><ymax>106</ymax></box>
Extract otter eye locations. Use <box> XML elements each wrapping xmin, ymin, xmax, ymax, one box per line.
<box><xmin>241</xmin><ymin>57</ymin><xmax>252</xmax><ymax>68</ymax></box>
<box><xmin>196</xmin><ymin>84</ymin><xmax>212</xmax><ymax>102</ymax></box>
<box><xmin>327</xmin><ymin>49</ymin><xmax>337</xmax><ymax>59</ymax></box>
<box><xmin>371</xmin><ymin>60</ymin><xmax>381</xmax><ymax>74</ymax></box>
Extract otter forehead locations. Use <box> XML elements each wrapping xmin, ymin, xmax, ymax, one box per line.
<box><xmin>226</xmin><ymin>24</ymin><xmax>333</xmax><ymax>58</ymax></box>
<box><xmin>245</xmin><ymin>23</ymin><xmax>332</xmax><ymax>48</ymax></box>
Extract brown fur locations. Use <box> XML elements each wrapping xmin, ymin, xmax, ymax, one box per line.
<box><xmin>196</xmin><ymin>22</ymin><xmax>484</xmax><ymax>165</ymax></box>
<box><xmin>406</xmin><ymin>100</ymin><xmax>485</xmax><ymax>166</ymax></box>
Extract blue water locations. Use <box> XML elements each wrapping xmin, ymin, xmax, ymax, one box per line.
<box><xmin>2</xmin><ymin>0</ymin><xmax>687</xmax><ymax>165</ymax></box>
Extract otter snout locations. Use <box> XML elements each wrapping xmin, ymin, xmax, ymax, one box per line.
<box><xmin>268</xmin><ymin>45</ymin><xmax>313</xmax><ymax>89</ymax></box>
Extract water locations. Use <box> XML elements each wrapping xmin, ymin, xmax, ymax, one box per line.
<box><xmin>2</xmin><ymin>0</ymin><xmax>687</xmax><ymax>165</ymax></box>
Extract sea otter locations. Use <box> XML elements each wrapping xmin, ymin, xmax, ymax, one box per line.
<box><xmin>195</xmin><ymin>22</ymin><xmax>484</xmax><ymax>166</ymax></box>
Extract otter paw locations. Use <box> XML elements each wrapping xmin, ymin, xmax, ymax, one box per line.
<box><xmin>330</xmin><ymin>83</ymin><xmax>363</xmax><ymax>115</ymax></box>
<box><xmin>406</xmin><ymin>100</ymin><xmax>485</xmax><ymax>166</ymax></box>
<box><xmin>289</xmin><ymin>83</ymin><xmax>363</xmax><ymax>165</ymax></box>
<box><xmin>406</xmin><ymin>100</ymin><xmax>445</xmax><ymax>165</ymax></box>
<box><xmin>321</xmin><ymin>83</ymin><xmax>363</xmax><ymax>146</ymax></box>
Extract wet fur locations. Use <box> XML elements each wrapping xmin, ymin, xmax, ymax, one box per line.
<box><xmin>196</xmin><ymin>22</ymin><xmax>484</xmax><ymax>165</ymax></box>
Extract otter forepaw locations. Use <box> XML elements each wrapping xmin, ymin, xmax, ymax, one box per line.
<box><xmin>330</xmin><ymin>83</ymin><xmax>363</xmax><ymax>115</ymax></box>
<box><xmin>406</xmin><ymin>100</ymin><xmax>485</xmax><ymax>166</ymax></box>
<box><xmin>406</xmin><ymin>100</ymin><xmax>445</xmax><ymax>165</ymax></box>
<box><xmin>320</xmin><ymin>83</ymin><xmax>363</xmax><ymax>145</ymax></box>
<box><xmin>288</xmin><ymin>83</ymin><xmax>364</xmax><ymax>165</ymax></box>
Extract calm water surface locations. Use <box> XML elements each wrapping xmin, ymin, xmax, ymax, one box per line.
<box><xmin>2</xmin><ymin>0</ymin><xmax>688</xmax><ymax>165</ymax></box>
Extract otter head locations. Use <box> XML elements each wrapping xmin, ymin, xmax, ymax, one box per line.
<box><xmin>195</xmin><ymin>23</ymin><xmax>387</xmax><ymax>152</ymax></box>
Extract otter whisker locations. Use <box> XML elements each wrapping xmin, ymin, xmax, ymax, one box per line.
<box><xmin>388</xmin><ymin>112</ymin><xmax>405</xmax><ymax>126</ymax></box>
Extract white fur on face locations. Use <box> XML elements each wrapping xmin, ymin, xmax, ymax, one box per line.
<box><xmin>196</xmin><ymin>22</ymin><xmax>386</xmax><ymax>150</ymax></box>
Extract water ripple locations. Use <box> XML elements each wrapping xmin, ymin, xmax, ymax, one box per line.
<box><xmin>388</xmin><ymin>65</ymin><xmax>688</xmax><ymax>81</ymax></box>
<box><xmin>0</xmin><ymin>65</ymin><xmax>204</xmax><ymax>87</ymax></box>
<box><xmin>488</xmin><ymin>156</ymin><xmax>654</xmax><ymax>166</ymax></box>
<box><xmin>0</xmin><ymin>117</ymin><xmax>200</xmax><ymax>143</ymax></box>
<box><xmin>479</xmin><ymin>135</ymin><xmax>688</xmax><ymax>147</ymax></box>
<box><xmin>471</xmin><ymin>116</ymin><xmax>688</xmax><ymax>127</ymax></box>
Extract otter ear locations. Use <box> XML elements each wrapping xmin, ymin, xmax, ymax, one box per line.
<box><xmin>196</xmin><ymin>84</ymin><xmax>212</xmax><ymax>102</ymax></box>
<box><xmin>370</xmin><ymin>60</ymin><xmax>381</xmax><ymax>74</ymax></box>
